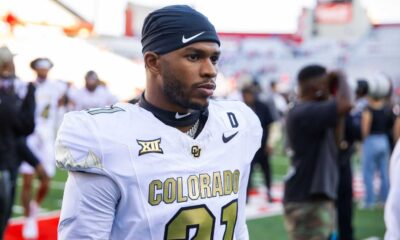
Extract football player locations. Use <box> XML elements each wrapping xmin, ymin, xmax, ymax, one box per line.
<box><xmin>56</xmin><ymin>5</ymin><xmax>262</xmax><ymax>239</ymax></box>
<box><xmin>70</xmin><ymin>70</ymin><xmax>117</xmax><ymax>111</ymax></box>
<box><xmin>385</xmin><ymin>139</ymin><xmax>400</xmax><ymax>239</ymax></box>
<box><xmin>20</xmin><ymin>58</ymin><xmax>69</xmax><ymax>238</ymax></box>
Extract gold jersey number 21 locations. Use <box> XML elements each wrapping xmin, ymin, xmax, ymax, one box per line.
<box><xmin>165</xmin><ymin>199</ymin><xmax>238</xmax><ymax>240</ymax></box>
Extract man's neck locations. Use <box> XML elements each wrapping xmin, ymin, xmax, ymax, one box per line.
<box><xmin>36</xmin><ymin>77</ymin><xmax>47</xmax><ymax>83</ymax></box>
<box><xmin>86</xmin><ymin>86</ymin><xmax>97</xmax><ymax>93</ymax></box>
<box><xmin>139</xmin><ymin>93</ymin><xmax>202</xmax><ymax>128</ymax></box>
<box><xmin>144</xmin><ymin>88</ymin><xmax>188</xmax><ymax>113</ymax></box>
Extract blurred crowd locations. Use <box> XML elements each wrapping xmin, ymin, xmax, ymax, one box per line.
<box><xmin>230</xmin><ymin>64</ymin><xmax>400</xmax><ymax>239</ymax></box>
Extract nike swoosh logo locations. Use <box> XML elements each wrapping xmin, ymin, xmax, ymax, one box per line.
<box><xmin>182</xmin><ymin>32</ymin><xmax>205</xmax><ymax>44</ymax></box>
<box><xmin>175</xmin><ymin>112</ymin><xmax>191</xmax><ymax>119</ymax></box>
<box><xmin>222</xmin><ymin>131</ymin><xmax>239</xmax><ymax>143</ymax></box>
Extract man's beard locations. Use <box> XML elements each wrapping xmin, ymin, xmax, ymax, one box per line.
<box><xmin>163</xmin><ymin>73</ymin><xmax>208</xmax><ymax>111</ymax></box>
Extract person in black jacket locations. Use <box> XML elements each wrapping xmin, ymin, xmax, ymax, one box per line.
<box><xmin>284</xmin><ymin>65</ymin><xmax>352</xmax><ymax>239</ymax></box>
<box><xmin>0</xmin><ymin>46</ymin><xmax>48</xmax><ymax>239</ymax></box>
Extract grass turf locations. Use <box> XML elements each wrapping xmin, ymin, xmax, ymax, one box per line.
<box><xmin>247</xmin><ymin>207</ymin><xmax>385</xmax><ymax>239</ymax></box>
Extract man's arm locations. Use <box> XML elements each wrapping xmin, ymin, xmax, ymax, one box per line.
<box><xmin>262</xmin><ymin>102</ymin><xmax>276</xmax><ymax>154</ymax></box>
<box><xmin>17</xmin><ymin>138</ymin><xmax>39</xmax><ymax>168</ymax></box>
<box><xmin>328</xmin><ymin>71</ymin><xmax>352</xmax><ymax>145</ymax></box>
<box><xmin>393</xmin><ymin>117</ymin><xmax>400</xmax><ymax>143</ymax></box>
<box><xmin>16</xmin><ymin>82</ymin><xmax>36</xmax><ymax>136</ymax></box>
<box><xmin>361</xmin><ymin>110</ymin><xmax>372</xmax><ymax>139</ymax></box>
<box><xmin>55</xmin><ymin>110</ymin><xmax>121</xmax><ymax>237</ymax></box>
<box><xmin>58</xmin><ymin>172</ymin><xmax>120</xmax><ymax>239</ymax></box>
<box><xmin>328</xmin><ymin>71</ymin><xmax>352</xmax><ymax>115</ymax></box>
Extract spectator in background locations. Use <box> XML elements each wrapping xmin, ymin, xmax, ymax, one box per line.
<box><xmin>242</xmin><ymin>84</ymin><xmax>275</xmax><ymax>202</ymax></box>
<box><xmin>20</xmin><ymin>57</ymin><xmax>68</xmax><ymax>239</ymax></box>
<box><xmin>270</xmin><ymin>81</ymin><xmax>288</xmax><ymax>119</ymax></box>
<box><xmin>284</xmin><ymin>65</ymin><xmax>352</xmax><ymax>240</ymax></box>
<box><xmin>336</xmin><ymin>113</ymin><xmax>356</xmax><ymax>240</ymax></box>
<box><xmin>70</xmin><ymin>70</ymin><xmax>117</xmax><ymax>110</ymax></box>
<box><xmin>381</xmin><ymin>78</ymin><xmax>397</xmax><ymax>152</ymax></box>
<box><xmin>0</xmin><ymin>46</ymin><xmax>47</xmax><ymax>239</ymax></box>
<box><xmin>360</xmin><ymin>73</ymin><xmax>392</xmax><ymax>209</ymax></box>
<box><xmin>253</xmin><ymin>80</ymin><xmax>279</xmax><ymax>122</ymax></box>
<box><xmin>335</xmin><ymin>79</ymin><xmax>369</xmax><ymax>240</ymax></box>
<box><xmin>351</xmin><ymin>79</ymin><xmax>369</xmax><ymax>139</ymax></box>
<box><xmin>269</xmin><ymin>80</ymin><xmax>288</xmax><ymax>155</ymax></box>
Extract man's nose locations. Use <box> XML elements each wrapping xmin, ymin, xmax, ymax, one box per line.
<box><xmin>200</xmin><ymin>58</ymin><xmax>217</xmax><ymax>78</ymax></box>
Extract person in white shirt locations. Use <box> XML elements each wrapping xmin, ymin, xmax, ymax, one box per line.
<box><xmin>55</xmin><ymin>5</ymin><xmax>262</xmax><ymax>239</ymax></box>
<box><xmin>70</xmin><ymin>70</ymin><xmax>117</xmax><ymax>110</ymax></box>
<box><xmin>19</xmin><ymin>58</ymin><xmax>67</xmax><ymax>239</ymax></box>
<box><xmin>385</xmin><ymin>139</ymin><xmax>400</xmax><ymax>240</ymax></box>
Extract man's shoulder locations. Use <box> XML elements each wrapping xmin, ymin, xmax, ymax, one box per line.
<box><xmin>289</xmin><ymin>100</ymin><xmax>336</xmax><ymax>115</ymax></box>
<box><xmin>210</xmin><ymin>98</ymin><xmax>252</xmax><ymax>114</ymax></box>
<box><xmin>56</xmin><ymin>103</ymin><xmax>138</xmax><ymax>174</ymax></box>
<box><xmin>211</xmin><ymin>99</ymin><xmax>256</xmax><ymax>119</ymax></box>
<box><xmin>64</xmin><ymin>103</ymin><xmax>136</xmax><ymax>129</ymax></box>
<box><xmin>96</xmin><ymin>85</ymin><xmax>112</xmax><ymax>94</ymax></box>
<box><xmin>84</xmin><ymin>103</ymin><xmax>131</xmax><ymax>115</ymax></box>
<box><xmin>209</xmin><ymin>99</ymin><xmax>262</xmax><ymax>133</ymax></box>
<box><xmin>44</xmin><ymin>79</ymin><xmax>66</xmax><ymax>89</ymax></box>
<box><xmin>255</xmin><ymin>99</ymin><xmax>271</xmax><ymax>112</ymax></box>
<box><xmin>38</xmin><ymin>80</ymin><xmax>67</xmax><ymax>96</ymax></box>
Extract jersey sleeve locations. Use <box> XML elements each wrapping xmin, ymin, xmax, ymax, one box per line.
<box><xmin>239</xmin><ymin>102</ymin><xmax>263</xmax><ymax>160</ymax></box>
<box><xmin>55</xmin><ymin>110</ymin><xmax>105</xmax><ymax>175</ymax></box>
<box><xmin>235</xmin><ymin>224</ymin><xmax>249</xmax><ymax>240</ymax></box>
<box><xmin>385</xmin><ymin>140</ymin><xmax>400</xmax><ymax>239</ymax></box>
<box><xmin>58</xmin><ymin>172</ymin><xmax>120</xmax><ymax>239</ymax></box>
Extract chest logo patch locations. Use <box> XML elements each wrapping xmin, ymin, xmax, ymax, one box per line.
<box><xmin>191</xmin><ymin>145</ymin><xmax>201</xmax><ymax>158</ymax></box>
<box><xmin>137</xmin><ymin>138</ymin><xmax>163</xmax><ymax>156</ymax></box>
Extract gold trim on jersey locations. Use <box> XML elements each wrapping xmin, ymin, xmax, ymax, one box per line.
<box><xmin>148</xmin><ymin>170</ymin><xmax>240</xmax><ymax>206</ymax></box>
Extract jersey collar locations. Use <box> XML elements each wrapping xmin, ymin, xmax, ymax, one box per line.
<box><xmin>137</xmin><ymin>93</ymin><xmax>207</xmax><ymax>128</ymax></box>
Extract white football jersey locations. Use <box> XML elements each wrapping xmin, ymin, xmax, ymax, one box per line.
<box><xmin>33</xmin><ymin>80</ymin><xmax>67</xmax><ymax>140</ymax></box>
<box><xmin>56</xmin><ymin>100</ymin><xmax>262</xmax><ymax>240</ymax></box>
<box><xmin>70</xmin><ymin>86</ymin><xmax>117</xmax><ymax>111</ymax></box>
<box><xmin>385</xmin><ymin>140</ymin><xmax>400</xmax><ymax>240</ymax></box>
<box><xmin>19</xmin><ymin>80</ymin><xmax>68</xmax><ymax>176</ymax></box>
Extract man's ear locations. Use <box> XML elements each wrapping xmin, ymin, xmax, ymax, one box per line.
<box><xmin>144</xmin><ymin>52</ymin><xmax>160</xmax><ymax>74</ymax></box>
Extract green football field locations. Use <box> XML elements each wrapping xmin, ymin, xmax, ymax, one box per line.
<box><xmin>12</xmin><ymin>145</ymin><xmax>386</xmax><ymax>239</ymax></box>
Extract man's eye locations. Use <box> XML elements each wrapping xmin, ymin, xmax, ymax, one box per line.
<box><xmin>187</xmin><ymin>54</ymin><xmax>200</xmax><ymax>61</ymax></box>
<box><xmin>210</xmin><ymin>55</ymin><xmax>220</xmax><ymax>65</ymax></box>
